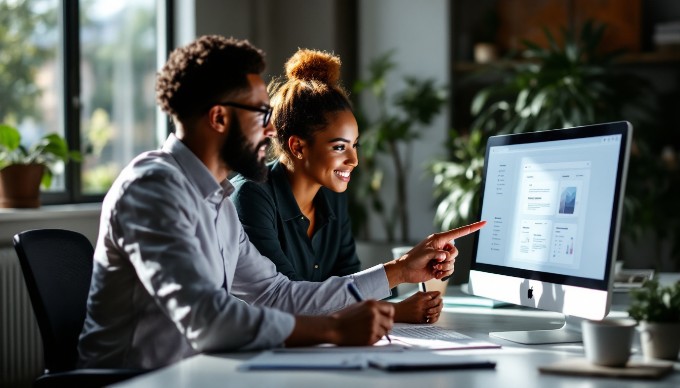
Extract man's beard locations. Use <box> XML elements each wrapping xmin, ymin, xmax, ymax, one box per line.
<box><xmin>220</xmin><ymin>112</ymin><xmax>270</xmax><ymax>182</ymax></box>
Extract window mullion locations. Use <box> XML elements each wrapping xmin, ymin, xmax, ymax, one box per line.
<box><xmin>63</xmin><ymin>0</ymin><xmax>81</xmax><ymax>203</ymax></box>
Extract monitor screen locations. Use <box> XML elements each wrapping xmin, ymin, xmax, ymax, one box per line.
<box><xmin>468</xmin><ymin>121</ymin><xmax>632</xmax><ymax>344</ymax></box>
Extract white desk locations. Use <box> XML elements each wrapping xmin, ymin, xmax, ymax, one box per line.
<box><xmin>113</xmin><ymin>296</ymin><xmax>680</xmax><ymax>388</ymax></box>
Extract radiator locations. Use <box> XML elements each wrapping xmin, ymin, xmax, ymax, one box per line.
<box><xmin>0</xmin><ymin>246</ymin><xmax>43</xmax><ymax>387</ymax></box>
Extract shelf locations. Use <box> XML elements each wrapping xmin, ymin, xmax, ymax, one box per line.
<box><xmin>453</xmin><ymin>60</ymin><xmax>527</xmax><ymax>73</ymax></box>
<box><xmin>454</xmin><ymin>50</ymin><xmax>680</xmax><ymax>73</ymax></box>
<box><xmin>619</xmin><ymin>51</ymin><xmax>680</xmax><ymax>64</ymax></box>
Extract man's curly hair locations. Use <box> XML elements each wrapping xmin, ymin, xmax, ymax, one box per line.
<box><xmin>156</xmin><ymin>35</ymin><xmax>265</xmax><ymax>120</ymax></box>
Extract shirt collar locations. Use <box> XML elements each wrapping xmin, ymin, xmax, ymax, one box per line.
<box><xmin>270</xmin><ymin>160</ymin><xmax>336</xmax><ymax>222</ymax></box>
<box><xmin>162</xmin><ymin>133</ymin><xmax>233</xmax><ymax>200</ymax></box>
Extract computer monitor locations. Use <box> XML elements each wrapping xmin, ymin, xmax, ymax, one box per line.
<box><xmin>468</xmin><ymin>121</ymin><xmax>632</xmax><ymax>344</ymax></box>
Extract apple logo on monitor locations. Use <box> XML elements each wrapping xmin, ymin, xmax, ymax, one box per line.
<box><xmin>528</xmin><ymin>286</ymin><xmax>534</xmax><ymax>300</ymax></box>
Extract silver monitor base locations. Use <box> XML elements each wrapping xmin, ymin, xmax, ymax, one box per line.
<box><xmin>490</xmin><ymin>315</ymin><xmax>583</xmax><ymax>345</ymax></box>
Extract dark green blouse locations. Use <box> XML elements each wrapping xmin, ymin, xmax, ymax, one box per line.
<box><xmin>230</xmin><ymin>161</ymin><xmax>361</xmax><ymax>281</ymax></box>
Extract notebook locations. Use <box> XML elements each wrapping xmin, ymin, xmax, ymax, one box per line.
<box><xmin>368</xmin><ymin>353</ymin><xmax>496</xmax><ymax>371</ymax></box>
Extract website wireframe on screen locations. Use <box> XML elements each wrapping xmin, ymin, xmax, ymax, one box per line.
<box><xmin>477</xmin><ymin>135</ymin><xmax>622</xmax><ymax>280</ymax></box>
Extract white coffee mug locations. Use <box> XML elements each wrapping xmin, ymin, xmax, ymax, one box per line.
<box><xmin>581</xmin><ymin>318</ymin><xmax>637</xmax><ymax>367</ymax></box>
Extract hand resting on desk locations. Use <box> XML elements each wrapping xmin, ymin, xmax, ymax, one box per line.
<box><xmin>394</xmin><ymin>291</ymin><xmax>443</xmax><ymax>324</ymax></box>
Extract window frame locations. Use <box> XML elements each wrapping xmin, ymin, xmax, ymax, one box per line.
<box><xmin>40</xmin><ymin>0</ymin><xmax>174</xmax><ymax>205</ymax></box>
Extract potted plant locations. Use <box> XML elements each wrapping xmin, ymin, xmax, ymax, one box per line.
<box><xmin>0</xmin><ymin>123</ymin><xmax>81</xmax><ymax>208</ymax></box>
<box><xmin>628</xmin><ymin>279</ymin><xmax>680</xmax><ymax>360</ymax></box>
<box><xmin>350</xmin><ymin>51</ymin><xmax>447</xmax><ymax>244</ymax></box>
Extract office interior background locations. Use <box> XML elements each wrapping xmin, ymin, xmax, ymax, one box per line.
<box><xmin>1</xmin><ymin>0</ymin><xmax>679</xmax><ymax>385</ymax></box>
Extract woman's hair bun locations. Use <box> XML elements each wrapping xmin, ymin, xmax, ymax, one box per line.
<box><xmin>285</xmin><ymin>49</ymin><xmax>341</xmax><ymax>86</ymax></box>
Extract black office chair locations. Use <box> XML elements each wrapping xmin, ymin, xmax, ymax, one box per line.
<box><xmin>13</xmin><ymin>229</ymin><xmax>146</xmax><ymax>388</ymax></box>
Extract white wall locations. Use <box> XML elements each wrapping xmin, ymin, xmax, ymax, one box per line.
<box><xmin>358</xmin><ymin>0</ymin><xmax>450</xmax><ymax>242</ymax></box>
<box><xmin>185</xmin><ymin>0</ymin><xmax>351</xmax><ymax>81</ymax></box>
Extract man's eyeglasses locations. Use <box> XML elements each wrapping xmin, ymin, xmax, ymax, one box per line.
<box><xmin>214</xmin><ymin>101</ymin><xmax>273</xmax><ymax>128</ymax></box>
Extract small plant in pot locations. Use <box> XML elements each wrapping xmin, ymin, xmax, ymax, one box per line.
<box><xmin>0</xmin><ymin>123</ymin><xmax>81</xmax><ymax>208</ymax></box>
<box><xmin>627</xmin><ymin>279</ymin><xmax>680</xmax><ymax>360</ymax></box>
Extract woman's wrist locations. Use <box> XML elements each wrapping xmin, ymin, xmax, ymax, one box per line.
<box><xmin>383</xmin><ymin>259</ymin><xmax>405</xmax><ymax>289</ymax></box>
<box><xmin>392</xmin><ymin>300</ymin><xmax>405</xmax><ymax>322</ymax></box>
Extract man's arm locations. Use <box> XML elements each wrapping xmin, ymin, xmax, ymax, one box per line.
<box><xmin>115</xmin><ymin>172</ymin><xmax>295</xmax><ymax>352</ymax></box>
<box><xmin>119</xmin><ymin>171</ymin><xmax>393</xmax><ymax>350</ymax></box>
<box><xmin>230</xmin><ymin>218</ymin><xmax>485</xmax><ymax>315</ymax></box>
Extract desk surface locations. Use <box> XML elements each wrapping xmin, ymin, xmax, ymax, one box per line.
<box><xmin>114</xmin><ymin>292</ymin><xmax>680</xmax><ymax>388</ymax></box>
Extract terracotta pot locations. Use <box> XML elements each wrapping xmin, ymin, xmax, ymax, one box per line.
<box><xmin>638</xmin><ymin>321</ymin><xmax>680</xmax><ymax>360</ymax></box>
<box><xmin>0</xmin><ymin>164</ymin><xmax>45</xmax><ymax>208</ymax></box>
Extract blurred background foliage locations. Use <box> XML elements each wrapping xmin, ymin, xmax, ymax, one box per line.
<box><xmin>350</xmin><ymin>51</ymin><xmax>447</xmax><ymax>243</ymax></box>
<box><xmin>430</xmin><ymin>20</ymin><xmax>679</xmax><ymax>269</ymax></box>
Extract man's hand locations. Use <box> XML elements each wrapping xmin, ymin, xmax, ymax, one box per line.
<box><xmin>285</xmin><ymin>300</ymin><xmax>394</xmax><ymax>347</ymax></box>
<box><xmin>384</xmin><ymin>221</ymin><xmax>486</xmax><ymax>288</ymax></box>
<box><xmin>330</xmin><ymin>300</ymin><xmax>394</xmax><ymax>346</ymax></box>
<box><xmin>393</xmin><ymin>291</ymin><xmax>443</xmax><ymax>324</ymax></box>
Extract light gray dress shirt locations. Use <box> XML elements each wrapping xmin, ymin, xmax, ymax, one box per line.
<box><xmin>78</xmin><ymin>134</ymin><xmax>391</xmax><ymax>370</ymax></box>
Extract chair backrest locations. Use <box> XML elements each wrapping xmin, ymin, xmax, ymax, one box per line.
<box><xmin>13</xmin><ymin>229</ymin><xmax>94</xmax><ymax>374</ymax></box>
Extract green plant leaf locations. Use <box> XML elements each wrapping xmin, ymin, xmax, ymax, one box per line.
<box><xmin>41</xmin><ymin>167</ymin><xmax>52</xmax><ymax>189</ymax></box>
<box><xmin>471</xmin><ymin>89</ymin><xmax>490</xmax><ymax>116</ymax></box>
<box><xmin>0</xmin><ymin>124</ymin><xmax>21</xmax><ymax>151</ymax></box>
<box><xmin>350</xmin><ymin>50</ymin><xmax>447</xmax><ymax>242</ymax></box>
<box><xmin>628</xmin><ymin>279</ymin><xmax>680</xmax><ymax>322</ymax></box>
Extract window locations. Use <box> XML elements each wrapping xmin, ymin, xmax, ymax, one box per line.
<box><xmin>0</xmin><ymin>0</ymin><xmax>172</xmax><ymax>203</ymax></box>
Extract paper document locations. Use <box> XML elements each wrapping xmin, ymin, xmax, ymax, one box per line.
<box><xmin>271</xmin><ymin>325</ymin><xmax>500</xmax><ymax>353</ymax></box>
<box><xmin>242</xmin><ymin>325</ymin><xmax>501</xmax><ymax>370</ymax></box>
<box><xmin>242</xmin><ymin>351</ymin><xmax>367</xmax><ymax>370</ymax></box>
<box><xmin>272</xmin><ymin>343</ymin><xmax>406</xmax><ymax>353</ymax></box>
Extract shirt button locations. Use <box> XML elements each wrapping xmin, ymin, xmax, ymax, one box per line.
<box><xmin>314</xmin><ymin>264</ymin><xmax>319</xmax><ymax>269</ymax></box>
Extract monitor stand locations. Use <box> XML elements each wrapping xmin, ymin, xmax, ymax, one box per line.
<box><xmin>489</xmin><ymin>314</ymin><xmax>583</xmax><ymax>345</ymax></box>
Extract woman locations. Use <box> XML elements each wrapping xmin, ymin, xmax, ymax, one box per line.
<box><xmin>231</xmin><ymin>48</ymin><xmax>443</xmax><ymax>324</ymax></box>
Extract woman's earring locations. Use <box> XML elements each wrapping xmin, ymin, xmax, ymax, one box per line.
<box><xmin>297</xmin><ymin>154</ymin><xmax>303</xmax><ymax>159</ymax></box>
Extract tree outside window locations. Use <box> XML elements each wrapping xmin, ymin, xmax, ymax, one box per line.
<box><xmin>0</xmin><ymin>0</ymin><xmax>164</xmax><ymax>200</ymax></box>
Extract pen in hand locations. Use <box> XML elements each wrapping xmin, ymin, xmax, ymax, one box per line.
<box><xmin>347</xmin><ymin>282</ymin><xmax>392</xmax><ymax>343</ymax></box>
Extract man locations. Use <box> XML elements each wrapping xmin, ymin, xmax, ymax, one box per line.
<box><xmin>78</xmin><ymin>35</ymin><xmax>484</xmax><ymax>370</ymax></box>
